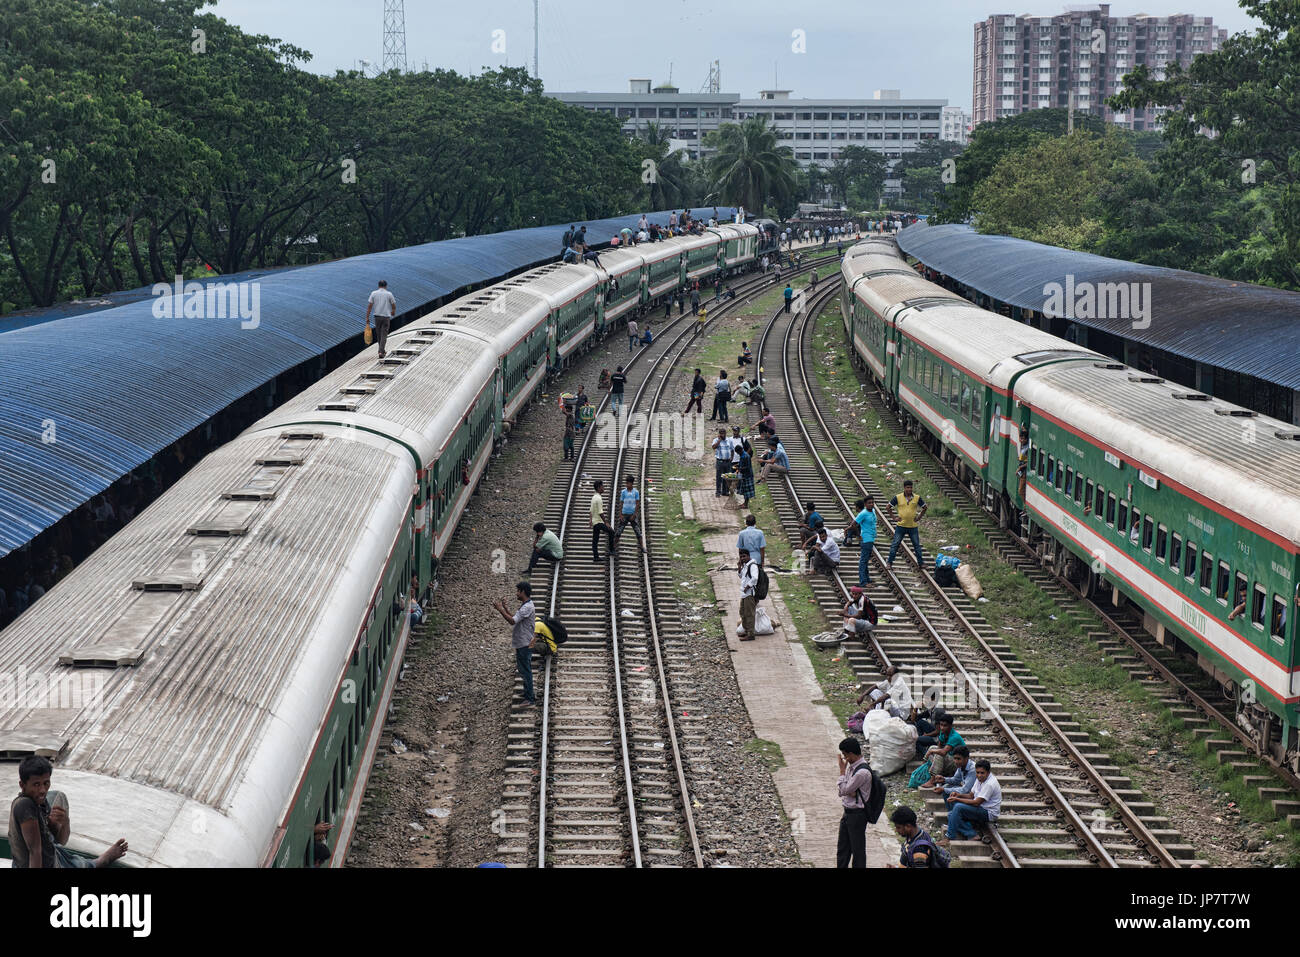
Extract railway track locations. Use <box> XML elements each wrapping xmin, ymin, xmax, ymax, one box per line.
<box><xmin>753</xmin><ymin>284</ymin><xmax>1202</xmax><ymax>867</ymax></box>
<box><xmin>491</xmin><ymin>258</ymin><xmax>831</xmax><ymax>866</ymax></box>
<box><xmin>824</xmin><ymin>304</ymin><xmax>1300</xmax><ymax>825</ymax></box>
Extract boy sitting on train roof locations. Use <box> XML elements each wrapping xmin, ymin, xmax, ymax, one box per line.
<box><xmin>8</xmin><ymin>756</ymin><xmax>129</xmax><ymax>869</ymax></box>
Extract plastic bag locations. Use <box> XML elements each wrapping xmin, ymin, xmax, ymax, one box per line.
<box><xmin>908</xmin><ymin>761</ymin><xmax>933</xmax><ymax>788</ymax></box>
<box><xmin>866</xmin><ymin>714</ymin><xmax>916</xmax><ymax>775</ymax></box>
<box><xmin>753</xmin><ymin>606</ymin><xmax>776</xmax><ymax>635</ymax></box>
<box><xmin>955</xmin><ymin>563</ymin><xmax>983</xmax><ymax>599</ymax></box>
<box><xmin>363</xmin><ymin>325</ymin><xmax>373</xmax><ymax>345</ymax></box>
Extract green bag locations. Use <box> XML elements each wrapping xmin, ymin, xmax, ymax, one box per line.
<box><xmin>908</xmin><ymin>761</ymin><xmax>932</xmax><ymax>788</ymax></box>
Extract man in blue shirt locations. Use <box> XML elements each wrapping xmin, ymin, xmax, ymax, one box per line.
<box><xmin>845</xmin><ymin>496</ymin><xmax>877</xmax><ymax>587</ymax></box>
<box><xmin>783</xmin><ymin>284</ymin><xmax>794</xmax><ymax>313</ymax></box>
<box><xmin>613</xmin><ymin>475</ymin><xmax>645</xmax><ymax>551</ymax></box>
<box><xmin>929</xmin><ymin>746</ymin><xmax>974</xmax><ymax>799</ymax></box>
<box><xmin>755</xmin><ymin>438</ymin><xmax>789</xmax><ymax>484</ymax></box>
<box><xmin>736</xmin><ymin>514</ymin><xmax>767</xmax><ymax>566</ymax></box>
<box><xmin>799</xmin><ymin>501</ymin><xmax>824</xmax><ymax>543</ymax></box>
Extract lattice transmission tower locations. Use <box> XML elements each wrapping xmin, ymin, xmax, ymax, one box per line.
<box><xmin>382</xmin><ymin>0</ymin><xmax>408</xmax><ymax>73</ymax></box>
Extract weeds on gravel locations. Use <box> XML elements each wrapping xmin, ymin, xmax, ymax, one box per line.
<box><xmin>745</xmin><ymin>738</ymin><xmax>788</xmax><ymax>771</ymax></box>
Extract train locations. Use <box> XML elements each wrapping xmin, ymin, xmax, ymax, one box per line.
<box><xmin>840</xmin><ymin>238</ymin><xmax>1300</xmax><ymax>770</ymax></box>
<box><xmin>0</xmin><ymin>221</ymin><xmax>759</xmax><ymax>868</ymax></box>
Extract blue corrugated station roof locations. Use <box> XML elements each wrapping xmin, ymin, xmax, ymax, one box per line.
<box><xmin>898</xmin><ymin>223</ymin><xmax>1300</xmax><ymax>393</ymax></box>
<box><xmin>0</xmin><ymin>208</ymin><xmax>736</xmax><ymax>556</ymax></box>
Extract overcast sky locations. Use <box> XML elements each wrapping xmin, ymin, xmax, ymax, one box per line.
<box><xmin>208</xmin><ymin>0</ymin><xmax>1263</xmax><ymax>110</ymax></box>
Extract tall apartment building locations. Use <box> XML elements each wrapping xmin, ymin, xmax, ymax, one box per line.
<box><xmin>548</xmin><ymin>83</ymin><xmax>945</xmax><ymax>168</ymax></box>
<box><xmin>972</xmin><ymin>5</ymin><xmax>1228</xmax><ymax>129</ymax></box>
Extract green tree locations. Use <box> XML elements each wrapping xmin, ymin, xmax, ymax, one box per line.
<box><xmin>703</xmin><ymin>116</ymin><xmax>797</xmax><ymax>215</ymax></box>
<box><xmin>825</xmin><ymin>145</ymin><xmax>890</xmax><ymax>206</ymax></box>
<box><xmin>1111</xmin><ymin>0</ymin><xmax>1300</xmax><ymax>287</ymax></box>
<box><xmin>970</xmin><ymin>131</ymin><xmax>1147</xmax><ymax>249</ymax></box>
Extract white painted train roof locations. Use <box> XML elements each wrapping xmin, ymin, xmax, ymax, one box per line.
<box><xmin>639</xmin><ymin>235</ymin><xmax>695</xmax><ymax>263</ymax></box>
<box><xmin>0</xmin><ymin>427</ymin><xmax>416</xmax><ymax>865</ymax></box>
<box><xmin>420</xmin><ymin>283</ymin><xmax>550</xmax><ymax>355</ymax></box>
<box><xmin>591</xmin><ymin>245</ymin><xmax>644</xmax><ymax>278</ymax></box>
<box><xmin>1016</xmin><ymin>363</ymin><xmax>1300</xmax><ymax>549</ymax></box>
<box><xmin>505</xmin><ymin>261</ymin><xmax>597</xmax><ymax>308</ymax></box>
<box><xmin>254</xmin><ymin>330</ymin><xmax>497</xmax><ymax>466</ymax></box>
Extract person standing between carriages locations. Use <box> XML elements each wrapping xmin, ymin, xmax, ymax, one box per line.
<box><xmin>492</xmin><ymin>583</ymin><xmax>537</xmax><ymax>708</ymax></box>
<box><xmin>365</xmin><ymin>280</ymin><xmax>397</xmax><ymax>360</ymax></box>
<box><xmin>886</xmin><ymin>479</ymin><xmax>927</xmax><ymax>570</ymax></box>
<box><xmin>685</xmin><ymin>368</ymin><xmax>706</xmax><ymax>415</ymax></box>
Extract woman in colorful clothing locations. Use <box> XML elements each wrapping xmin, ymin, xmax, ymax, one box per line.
<box><xmin>732</xmin><ymin>428</ymin><xmax>755</xmax><ymax>508</ymax></box>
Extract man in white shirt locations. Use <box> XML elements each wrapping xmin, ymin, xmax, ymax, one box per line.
<box><xmin>711</xmin><ymin>428</ymin><xmax>734</xmax><ymax>498</ymax></box>
<box><xmin>805</xmin><ymin>526</ymin><xmax>840</xmax><ymax>576</ymax></box>
<box><xmin>365</xmin><ymin>280</ymin><xmax>397</xmax><ymax>359</ymax></box>
<box><xmin>738</xmin><ymin>548</ymin><xmax>759</xmax><ymax>641</ymax></box>
<box><xmin>946</xmin><ymin>759</ymin><xmax>1001</xmax><ymax>839</ymax></box>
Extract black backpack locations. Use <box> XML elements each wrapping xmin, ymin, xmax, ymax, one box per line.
<box><xmin>852</xmin><ymin>760</ymin><xmax>888</xmax><ymax>824</ymax></box>
<box><xmin>754</xmin><ymin>565</ymin><xmax>770</xmax><ymax>601</ymax></box>
<box><xmin>935</xmin><ymin>564</ymin><xmax>957</xmax><ymax>588</ymax></box>
<box><xmin>541</xmin><ymin>615</ymin><xmax>568</xmax><ymax>645</ymax></box>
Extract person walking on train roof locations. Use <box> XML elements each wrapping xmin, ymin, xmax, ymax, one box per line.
<box><xmin>783</xmin><ymin>283</ymin><xmax>793</xmax><ymax>313</ymax></box>
<box><xmin>712</xmin><ymin>428</ymin><xmax>735</xmax><ymax>498</ymax></box>
<box><xmin>562</xmin><ymin>225</ymin><xmax>574</xmax><ymax>253</ymax></box>
<box><xmin>737</xmin><ymin>513</ymin><xmax>766</xmax><ymax>566</ymax></box>
<box><xmin>563</xmin><ymin>410</ymin><xmax>575</xmax><ymax>461</ymax></box>
<box><xmin>620</xmin><ymin>225</ymin><xmax>633</xmax><ymax>246</ymax></box>
<box><xmin>710</xmin><ymin>370</ymin><xmax>731</xmax><ymax>422</ymax></box>
<box><xmin>836</xmin><ymin>738</ymin><xmax>873</xmax><ymax>868</ymax></box>
<box><xmin>609</xmin><ymin>366</ymin><xmax>627</xmax><ymax>417</ymax></box>
<box><xmin>637</xmin><ymin>213</ymin><xmax>648</xmax><ymax>232</ymax></box>
<box><xmin>613</xmin><ymin>475</ymin><xmax>646</xmax><ymax>552</ymax></box>
<box><xmin>591</xmin><ymin>480</ymin><xmax>614</xmax><ymax>563</ymax></box>
<box><xmin>738</xmin><ymin>547</ymin><xmax>760</xmax><ymax>641</ymax></box>
<box><xmin>886</xmin><ymin>479</ymin><xmax>927</xmax><ymax>571</ymax></box>
<box><xmin>845</xmin><ymin>496</ymin><xmax>877</xmax><ymax>587</ymax></box>
<box><xmin>685</xmin><ymin>368</ymin><xmax>706</xmax><ymax>415</ymax></box>
<box><xmin>669</xmin><ymin>210</ymin><xmax>678</xmax><ymax>229</ymax></box>
<box><xmin>9</xmin><ymin>755</ymin><xmax>129</xmax><ymax>869</ymax></box>
<box><xmin>365</xmin><ymin>279</ymin><xmax>396</xmax><ymax>360</ymax></box>
<box><xmin>522</xmin><ymin>522</ymin><xmax>564</xmax><ymax>575</ymax></box>
<box><xmin>493</xmin><ymin>583</ymin><xmax>536</xmax><ymax>707</ymax></box>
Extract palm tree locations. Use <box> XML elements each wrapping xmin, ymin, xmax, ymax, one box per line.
<box><xmin>638</xmin><ymin>122</ymin><xmax>688</xmax><ymax>210</ymax></box>
<box><xmin>703</xmin><ymin>116</ymin><xmax>797</xmax><ymax>215</ymax></box>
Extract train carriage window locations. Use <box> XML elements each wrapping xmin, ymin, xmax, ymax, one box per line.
<box><xmin>1117</xmin><ymin>501</ymin><xmax>1128</xmax><ymax>534</ymax></box>
<box><xmin>1142</xmin><ymin>516</ymin><xmax>1154</xmax><ymax>551</ymax></box>
<box><xmin>1064</xmin><ymin>467</ymin><xmax>1074</xmax><ymax>497</ymax></box>
<box><xmin>1272</xmin><ymin>595</ymin><xmax>1287</xmax><ymax>639</ymax></box>
<box><xmin>1055</xmin><ymin>462</ymin><xmax>1065</xmax><ymax>491</ymax></box>
<box><xmin>1046</xmin><ymin>455</ymin><xmax>1055</xmax><ymax>485</ymax></box>
<box><xmin>1215</xmin><ymin>560</ymin><xmax>1231</xmax><ymax>601</ymax></box>
<box><xmin>1169</xmin><ymin>532</ymin><xmax>1181</xmax><ymax>569</ymax></box>
<box><xmin>1184</xmin><ymin>542</ymin><xmax>1197</xmax><ymax>579</ymax></box>
<box><xmin>1229</xmin><ymin>570</ymin><xmax>1247</xmax><ymax>611</ymax></box>
<box><xmin>1038</xmin><ymin>450</ymin><xmax>1047</xmax><ymax>479</ymax></box>
<box><xmin>1251</xmin><ymin>584</ymin><xmax>1267</xmax><ymax>628</ymax></box>
<box><xmin>947</xmin><ymin>373</ymin><xmax>959</xmax><ymax>410</ymax></box>
<box><xmin>1199</xmin><ymin>552</ymin><xmax>1214</xmax><ymax>591</ymax></box>
<box><xmin>1128</xmin><ymin>509</ymin><xmax>1141</xmax><ymax>545</ymax></box>
<box><xmin>972</xmin><ymin>398</ymin><xmax>982</xmax><ymax>433</ymax></box>
<box><xmin>1083</xmin><ymin>479</ymin><xmax>1093</xmax><ymax>510</ymax></box>
<box><xmin>1029</xmin><ymin>446</ymin><xmax>1038</xmax><ymax>474</ymax></box>
<box><xmin>1154</xmin><ymin>523</ymin><xmax>1167</xmax><ymax>560</ymax></box>
<box><xmin>961</xmin><ymin>383</ymin><xmax>973</xmax><ymax>422</ymax></box>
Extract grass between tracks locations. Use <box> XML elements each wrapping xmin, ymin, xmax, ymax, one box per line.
<box><xmin>810</xmin><ymin>300</ymin><xmax>1300</xmax><ymax>864</ymax></box>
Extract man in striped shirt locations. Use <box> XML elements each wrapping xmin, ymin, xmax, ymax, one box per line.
<box><xmin>836</xmin><ymin>737</ymin><xmax>873</xmax><ymax>868</ymax></box>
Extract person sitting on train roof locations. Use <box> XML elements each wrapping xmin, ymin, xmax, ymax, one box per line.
<box><xmin>8</xmin><ymin>756</ymin><xmax>129</xmax><ymax>869</ymax></box>
<box><xmin>521</xmin><ymin>523</ymin><xmax>563</xmax><ymax>576</ymax></box>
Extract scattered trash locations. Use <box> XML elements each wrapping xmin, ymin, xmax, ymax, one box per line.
<box><xmin>941</xmin><ymin>545</ymin><xmax>960</xmax><ymax>552</ymax></box>
<box><xmin>409</xmin><ymin>822</ymin><xmax>425</xmax><ymax>832</ymax></box>
<box><xmin>620</xmin><ymin>609</ymin><xmax>636</xmax><ymax>618</ymax></box>
<box><xmin>977</xmin><ymin>597</ymin><xmax>989</xmax><ymax>603</ymax></box>
<box><xmin>892</xmin><ymin>605</ymin><xmax>904</xmax><ymax>613</ymax></box>
<box><xmin>1049</xmin><ymin>614</ymin><xmax>1058</xmax><ymax>620</ymax></box>
<box><xmin>391</xmin><ymin>738</ymin><xmax>407</xmax><ymax>754</ymax></box>
<box><xmin>436</xmin><ymin>694</ymin><xmax>450</xmax><ymax>703</ymax></box>
<box><xmin>425</xmin><ymin>808</ymin><xmax>450</xmax><ymax>819</ymax></box>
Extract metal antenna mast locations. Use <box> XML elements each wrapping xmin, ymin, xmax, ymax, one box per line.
<box><xmin>382</xmin><ymin>0</ymin><xmax>407</xmax><ymax>73</ymax></box>
<box><xmin>534</xmin><ymin>0</ymin><xmax>540</xmax><ymax>79</ymax></box>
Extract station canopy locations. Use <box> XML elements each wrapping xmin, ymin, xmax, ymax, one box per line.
<box><xmin>898</xmin><ymin>223</ymin><xmax>1300</xmax><ymax>393</ymax></box>
<box><xmin>0</xmin><ymin>208</ymin><xmax>736</xmax><ymax>557</ymax></box>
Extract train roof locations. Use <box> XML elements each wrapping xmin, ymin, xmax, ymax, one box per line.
<box><xmin>0</xmin><ymin>425</ymin><xmax>415</xmax><ymax>865</ymax></box>
<box><xmin>421</xmin><ymin>283</ymin><xmax>550</xmax><ymax>356</ymax></box>
<box><xmin>899</xmin><ymin>223</ymin><xmax>1300</xmax><ymax>393</ymax></box>
<box><xmin>0</xmin><ymin>206</ymin><xmax>735</xmax><ymax>558</ymax></box>
<box><xmin>1016</xmin><ymin>363</ymin><xmax>1300</xmax><ymax>549</ymax></box>
<box><xmin>508</xmin><ymin>262</ymin><xmax>599</xmax><ymax>309</ymax></box>
<box><xmin>252</xmin><ymin>330</ymin><xmax>497</xmax><ymax>468</ymax></box>
<box><xmin>591</xmin><ymin>245</ymin><xmax>645</xmax><ymax>278</ymax></box>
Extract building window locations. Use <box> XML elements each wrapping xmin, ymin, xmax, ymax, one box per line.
<box><xmin>638</xmin><ymin>107</ymin><xmax>656</xmax><ymax>118</ymax></box>
<box><xmin>797</xmin><ymin>112</ymin><xmax>813</xmax><ymax>120</ymax></box>
<box><xmin>813</xmin><ymin>152</ymin><xmax>828</xmax><ymax>159</ymax></box>
<box><xmin>868</xmin><ymin>112</ymin><xmax>883</xmax><ymax>120</ymax></box>
<box><xmin>849</xmin><ymin>112</ymin><xmax>865</xmax><ymax>120</ymax></box>
<box><xmin>885</xmin><ymin>112</ymin><xmax>902</xmax><ymax>120</ymax></box>
<box><xmin>813</xmin><ymin>131</ymin><xmax>829</xmax><ymax>139</ymax></box>
<box><xmin>796</xmin><ymin>151</ymin><xmax>811</xmax><ymax>160</ymax></box>
<box><xmin>618</xmin><ymin>107</ymin><xmax>635</xmax><ymax>118</ymax></box>
<box><xmin>831</xmin><ymin>111</ymin><xmax>848</xmax><ymax>120</ymax></box>
<box><xmin>659</xmin><ymin>107</ymin><xmax>677</xmax><ymax>118</ymax></box>
<box><xmin>679</xmin><ymin>107</ymin><xmax>697</xmax><ymax>118</ymax></box>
